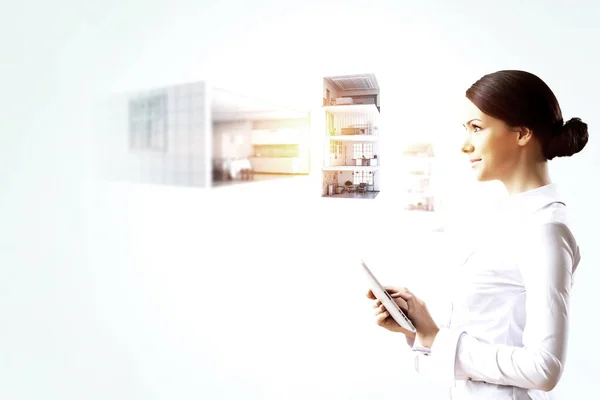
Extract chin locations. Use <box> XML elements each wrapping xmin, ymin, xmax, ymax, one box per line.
<box><xmin>473</xmin><ymin>170</ymin><xmax>493</xmax><ymax>182</ymax></box>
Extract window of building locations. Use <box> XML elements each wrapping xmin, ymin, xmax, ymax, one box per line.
<box><xmin>330</xmin><ymin>141</ymin><xmax>342</xmax><ymax>159</ymax></box>
<box><xmin>363</xmin><ymin>143</ymin><xmax>373</xmax><ymax>158</ymax></box>
<box><xmin>353</xmin><ymin>170</ymin><xmax>373</xmax><ymax>185</ymax></box>
<box><xmin>353</xmin><ymin>143</ymin><xmax>361</xmax><ymax>159</ymax></box>
<box><xmin>129</xmin><ymin>93</ymin><xmax>167</xmax><ymax>151</ymax></box>
<box><xmin>353</xmin><ymin>143</ymin><xmax>374</xmax><ymax>159</ymax></box>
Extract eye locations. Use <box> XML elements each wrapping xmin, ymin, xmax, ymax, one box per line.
<box><xmin>472</xmin><ymin>124</ymin><xmax>482</xmax><ymax>132</ymax></box>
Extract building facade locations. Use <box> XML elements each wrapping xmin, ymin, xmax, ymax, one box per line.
<box><xmin>321</xmin><ymin>73</ymin><xmax>381</xmax><ymax>199</ymax></box>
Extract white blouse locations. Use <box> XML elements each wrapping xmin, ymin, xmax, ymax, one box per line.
<box><xmin>413</xmin><ymin>184</ymin><xmax>581</xmax><ymax>400</ymax></box>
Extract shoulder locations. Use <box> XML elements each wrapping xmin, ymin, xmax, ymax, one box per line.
<box><xmin>516</xmin><ymin>208</ymin><xmax>579</xmax><ymax>268</ymax></box>
<box><xmin>528</xmin><ymin>222</ymin><xmax>576</xmax><ymax>251</ymax></box>
<box><xmin>529</xmin><ymin>202</ymin><xmax>576</xmax><ymax>244</ymax></box>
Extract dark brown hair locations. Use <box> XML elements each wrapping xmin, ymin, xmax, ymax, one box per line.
<box><xmin>466</xmin><ymin>70</ymin><xmax>588</xmax><ymax>160</ymax></box>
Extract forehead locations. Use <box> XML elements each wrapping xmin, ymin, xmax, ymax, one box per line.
<box><xmin>461</xmin><ymin>97</ymin><xmax>486</xmax><ymax>123</ymax></box>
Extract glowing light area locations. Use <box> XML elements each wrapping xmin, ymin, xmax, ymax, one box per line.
<box><xmin>87</xmin><ymin>179</ymin><xmax>457</xmax><ymax>398</ymax></box>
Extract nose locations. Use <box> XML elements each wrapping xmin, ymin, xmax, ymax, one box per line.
<box><xmin>462</xmin><ymin>135</ymin><xmax>474</xmax><ymax>154</ymax></box>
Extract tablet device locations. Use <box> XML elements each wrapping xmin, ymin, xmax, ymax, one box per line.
<box><xmin>361</xmin><ymin>259</ymin><xmax>416</xmax><ymax>333</ymax></box>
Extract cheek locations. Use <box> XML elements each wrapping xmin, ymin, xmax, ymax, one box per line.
<box><xmin>492</xmin><ymin>139</ymin><xmax>515</xmax><ymax>161</ymax></box>
<box><xmin>484</xmin><ymin>144</ymin><xmax>518</xmax><ymax>176</ymax></box>
<box><xmin>474</xmin><ymin>135</ymin><xmax>492</xmax><ymax>157</ymax></box>
<box><xmin>481</xmin><ymin>133</ymin><xmax>510</xmax><ymax>159</ymax></box>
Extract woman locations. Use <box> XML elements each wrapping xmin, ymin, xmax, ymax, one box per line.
<box><xmin>369</xmin><ymin>70</ymin><xmax>588</xmax><ymax>399</ymax></box>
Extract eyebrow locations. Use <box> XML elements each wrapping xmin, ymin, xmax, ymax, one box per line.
<box><xmin>462</xmin><ymin>119</ymin><xmax>482</xmax><ymax>127</ymax></box>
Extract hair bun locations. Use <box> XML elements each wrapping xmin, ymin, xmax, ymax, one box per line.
<box><xmin>544</xmin><ymin>117</ymin><xmax>588</xmax><ymax>160</ymax></box>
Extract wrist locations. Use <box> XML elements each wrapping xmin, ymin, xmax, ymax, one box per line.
<box><xmin>417</xmin><ymin>326</ymin><xmax>440</xmax><ymax>348</ymax></box>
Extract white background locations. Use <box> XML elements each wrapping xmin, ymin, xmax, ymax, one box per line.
<box><xmin>1</xmin><ymin>1</ymin><xmax>599</xmax><ymax>398</ymax></box>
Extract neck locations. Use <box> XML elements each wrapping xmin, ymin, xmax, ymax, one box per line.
<box><xmin>501</xmin><ymin>160</ymin><xmax>552</xmax><ymax>196</ymax></box>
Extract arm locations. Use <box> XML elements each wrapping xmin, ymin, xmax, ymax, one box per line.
<box><xmin>415</xmin><ymin>222</ymin><xmax>577</xmax><ymax>391</ymax></box>
<box><xmin>407</xmin><ymin>298</ymin><xmax>453</xmax><ymax>349</ymax></box>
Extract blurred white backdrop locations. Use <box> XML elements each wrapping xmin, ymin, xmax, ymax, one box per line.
<box><xmin>1</xmin><ymin>1</ymin><xmax>599</xmax><ymax>399</ymax></box>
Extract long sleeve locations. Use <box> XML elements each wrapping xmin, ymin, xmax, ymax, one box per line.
<box><xmin>414</xmin><ymin>222</ymin><xmax>578</xmax><ymax>391</ymax></box>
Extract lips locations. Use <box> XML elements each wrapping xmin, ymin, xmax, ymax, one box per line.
<box><xmin>470</xmin><ymin>158</ymin><xmax>482</xmax><ymax>167</ymax></box>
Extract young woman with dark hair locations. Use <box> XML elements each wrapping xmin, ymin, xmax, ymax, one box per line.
<box><xmin>369</xmin><ymin>70</ymin><xmax>587</xmax><ymax>399</ymax></box>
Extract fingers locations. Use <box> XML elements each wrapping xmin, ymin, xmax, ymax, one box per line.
<box><xmin>384</xmin><ymin>286</ymin><xmax>412</xmax><ymax>296</ymax></box>
<box><xmin>372</xmin><ymin>304</ymin><xmax>413</xmax><ymax>335</ymax></box>
<box><xmin>369</xmin><ymin>291</ymin><xmax>409</xmax><ymax>310</ymax></box>
<box><xmin>369</xmin><ymin>287</ymin><xmax>413</xmax><ymax>298</ymax></box>
<box><xmin>369</xmin><ymin>286</ymin><xmax>424</xmax><ymax>335</ymax></box>
<box><xmin>373</xmin><ymin>304</ymin><xmax>386</xmax><ymax>314</ymax></box>
<box><xmin>368</xmin><ymin>286</ymin><xmax>421</xmax><ymax>317</ymax></box>
<box><xmin>383</xmin><ymin>286</ymin><xmax>398</xmax><ymax>294</ymax></box>
<box><xmin>391</xmin><ymin>287</ymin><xmax>416</xmax><ymax>301</ymax></box>
<box><xmin>393</xmin><ymin>291</ymin><xmax>426</xmax><ymax>313</ymax></box>
<box><xmin>394</xmin><ymin>296</ymin><xmax>409</xmax><ymax>311</ymax></box>
<box><xmin>374</xmin><ymin>302</ymin><xmax>388</xmax><ymax>325</ymax></box>
<box><xmin>373</xmin><ymin>308</ymin><xmax>411</xmax><ymax>336</ymax></box>
<box><xmin>375</xmin><ymin>310</ymin><xmax>389</xmax><ymax>325</ymax></box>
<box><xmin>393</xmin><ymin>291</ymin><xmax>412</xmax><ymax>301</ymax></box>
<box><xmin>393</xmin><ymin>291</ymin><xmax>416</xmax><ymax>309</ymax></box>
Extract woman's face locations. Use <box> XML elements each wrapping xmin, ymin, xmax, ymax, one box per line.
<box><xmin>461</xmin><ymin>98</ymin><xmax>521</xmax><ymax>182</ymax></box>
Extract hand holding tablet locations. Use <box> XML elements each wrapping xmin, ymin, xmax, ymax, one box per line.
<box><xmin>361</xmin><ymin>259</ymin><xmax>417</xmax><ymax>334</ymax></box>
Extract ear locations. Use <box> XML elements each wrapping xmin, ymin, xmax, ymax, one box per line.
<box><xmin>515</xmin><ymin>127</ymin><xmax>534</xmax><ymax>147</ymax></box>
